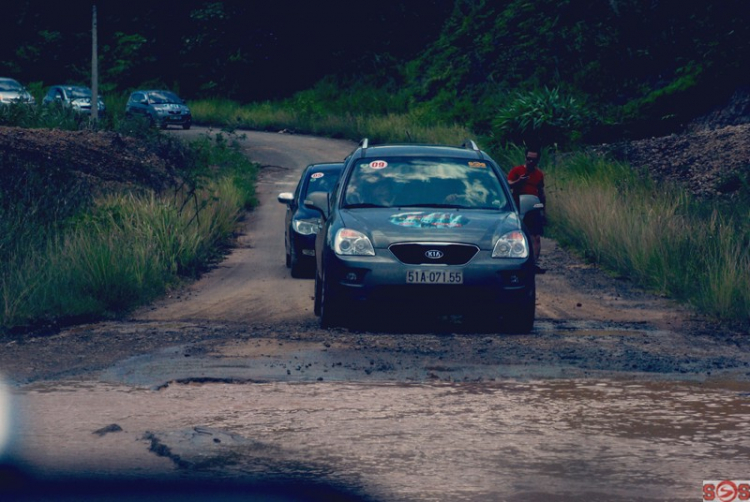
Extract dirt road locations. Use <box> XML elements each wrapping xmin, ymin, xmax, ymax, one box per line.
<box><xmin>2</xmin><ymin>128</ymin><xmax>749</xmax><ymax>501</ymax></box>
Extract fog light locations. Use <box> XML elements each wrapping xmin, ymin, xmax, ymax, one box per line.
<box><xmin>508</xmin><ymin>274</ymin><xmax>520</xmax><ymax>285</ymax></box>
<box><xmin>345</xmin><ymin>272</ymin><xmax>358</xmax><ymax>282</ymax></box>
<box><xmin>302</xmin><ymin>249</ymin><xmax>315</xmax><ymax>256</ymax></box>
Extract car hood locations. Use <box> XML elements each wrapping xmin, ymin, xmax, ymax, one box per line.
<box><xmin>340</xmin><ymin>208</ymin><xmax>521</xmax><ymax>248</ymax></box>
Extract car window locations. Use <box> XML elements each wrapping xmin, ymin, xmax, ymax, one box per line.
<box><xmin>147</xmin><ymin>91</ymin><xmax>182</xmax><ymax>104</ymax></box>
<box><xmin>303</xmin><ymin>170</ymin><xmax>340</xmax><ymax>198</ymax></box>
<box><xmin>68</xmin><ymin>87</ymin><xmax>91</xmax><ymax>99</ymax></box>
<box><xmin>0</xmin><ymin>80</ymin><xmax>22</xmax><ymax>92</ymax></box>
<box><xmin>343</xmin><ymin>156</ymin><xmax>508</xmax><ymax>209</ymax></box>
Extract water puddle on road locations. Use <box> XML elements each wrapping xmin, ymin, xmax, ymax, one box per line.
<box><xmin>6</xmin><ymin>378</ymin><xmax>750</xmax><ymax>501</ymax></box>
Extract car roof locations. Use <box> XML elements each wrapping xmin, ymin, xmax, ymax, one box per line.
<box><xmin>355</xmin><ymin>143</ymin><xmax>489</xmax><ymax>160</ymax></box>
<box><xmin>50</xmin><ymin>85</ymin><xmax>89</xmax><ymax>90</ymax></box>
<box><xmin>0</xmin><ymin>77</ymin><xmax>21</xmax><ymax>84</ymax></box>
<box><xmin>307</xmin><ymin>162</ymin><xmax>344</xmax><ymax>171</ymax></box>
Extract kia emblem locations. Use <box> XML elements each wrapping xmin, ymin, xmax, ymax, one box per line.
<box><xmin>425</xmin><ymin>250</ymin><xmax>444</xmax><ymax>259</ymax></box>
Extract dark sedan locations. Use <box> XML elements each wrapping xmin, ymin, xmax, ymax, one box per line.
<box><xmin>305</xmin><ymin>140</ymin><xmax>543</xmax><ymax>332</ymax></box>
<box><xmin>278</xmin><ymin>162</ymin><xmax>343</xmax><ymax>277</ymax></box>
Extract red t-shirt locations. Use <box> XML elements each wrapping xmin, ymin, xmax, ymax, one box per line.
<box><xmin>507</xmin><ymin>165</ymin><xmax>544</xmax><ymax>197</ymax></box>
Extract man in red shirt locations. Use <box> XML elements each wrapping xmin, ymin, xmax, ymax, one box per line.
<box><xmin>507</xmin><ymin>148</ymin><xmax>546</xmax><ymax>273</ymax></box>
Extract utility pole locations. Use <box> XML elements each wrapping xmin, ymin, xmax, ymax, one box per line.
<box><xmin>91</xmin><ymin>5</ymin><xmax>99</xmax><ymax>122</ymax></box>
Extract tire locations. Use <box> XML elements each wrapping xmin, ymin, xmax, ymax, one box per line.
<box><xmin>319</xmin><ymin>272</ymin><xmax>346</xmax><ymax>328</ymax></box>
<box><xmin>290</xmin><ymin>247</ymin><xmax>305</xmax><ymax>278</ymax></box>
<box><xmin>182</xmin><ymin>122</ymin><xmax>191</xmax><ymax>130</ymax></box>
<box><xmin>501</xmin><ymin>295</ymin><xmax>536</xmax><ymax>334</ymax></box>
<box><xmin>313</xmin><ymin>273</ymin><xmax>322</xmax><ymax>316</ymax></box>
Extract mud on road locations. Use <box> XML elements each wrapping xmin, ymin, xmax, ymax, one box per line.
<box><xmin>1</xmin><ymin>128</ymin><xmax>748</xmax><ymax>386</ymax></box>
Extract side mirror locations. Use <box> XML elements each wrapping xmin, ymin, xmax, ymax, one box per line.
<box><xmin>518</xmin><ymin>194</ymin><xmax>543</xmax><ymax>218</ymax></box>
<box><xmin>304</xmin><ymin>191</ymin><xmax>330</xmax><ymax>220</ymax></box>
<box><xmin>277</xmin><ymin>192</ymin><xmax>294</xmax><ymax>205</ymax></box>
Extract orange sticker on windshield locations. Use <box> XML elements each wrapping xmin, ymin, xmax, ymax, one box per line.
<box><xmin>468</xmin><ymin>161</ymin><xmax>487</xmax><ymax>168</ymax></box>
<box><xmin>368</xmin><ymin>160</ymin><xmax>388</xmax><ymax>170</ymax></box>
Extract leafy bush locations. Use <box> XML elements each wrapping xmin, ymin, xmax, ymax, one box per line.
<box><xmin>491</xmin><ymin>87</ymin><xmax>592</xmax><ymax>149</ymax></box>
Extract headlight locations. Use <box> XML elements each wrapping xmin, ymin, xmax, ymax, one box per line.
<box><xmin>334</xmin><ymin>228</ymin><xmax>375</xmax><ymax>256</ymax></box>
<box><xmin>292</xmin><ymin>218</ymin><xmax>320</xmax><ymax>235</ymax></box>
<box><xmin>492</xmin><ymin>230</ymin><xmax>529</xmax><ymax>258</ymax></box>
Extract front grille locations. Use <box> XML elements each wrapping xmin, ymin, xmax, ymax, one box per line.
<box><xmin>389</xmin><ymin>243</ymin><xmax>479</xmax><ymax>265</ymax></box>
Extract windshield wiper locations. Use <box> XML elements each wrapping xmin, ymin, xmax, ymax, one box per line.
<box><xmin>343</xmin><ymin>203</ymin><xmax>388</xmax><ymax>209</ymax></box>
<box><xmin>398</xmin><ymin>203</ymin><xmax>467</xmax><ymax>209</ymax></box>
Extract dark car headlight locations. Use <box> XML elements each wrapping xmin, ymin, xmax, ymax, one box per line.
<box><xmin>292</xmin><ymin>219</ymin><xmax>320</xmax><ymax>235</ymax></box>
<box><xmin>334</xmin><ymin>229</ymin><xmax>375</xmax><ymax>256</ymax></box>
<box><xmin>492</xmin><ymin>230</ymin><xmax>529</xmax><ymax>258</ymax></box>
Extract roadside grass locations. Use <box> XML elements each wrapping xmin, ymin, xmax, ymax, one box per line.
<box><xmin>191</xmin><ymin>98</ymin><xmax>472</xmax><ymax>145</ymax></box>
<box><xmin>537</xmin><ymin>150</ymin><xmax>750</xmax><ymax>322</ymax></box>
<box><xmin>0</xmin><ymin>132</ymin><xmax>257</xmax><ymax>333</ymax></box>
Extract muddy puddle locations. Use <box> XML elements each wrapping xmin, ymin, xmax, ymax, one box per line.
<box><xmin>5</xmin><ymin>378</ymin><xmax>750</xmax><ymax>501</ymax></box>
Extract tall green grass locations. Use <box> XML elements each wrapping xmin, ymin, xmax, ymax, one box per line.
<box><xmin>0</xmin><ymin>133</ymin><xmax>256</xmax><ymax>333</ymax></box>
<box><xmin>540</xmin><ymin>150</ymin><xmax>750</xmax><ymax>322</ymax></box>
<box><xmin>191</xmin><ymin>98</ymin><xmax>472</xmax><ymax>145</ymax></box>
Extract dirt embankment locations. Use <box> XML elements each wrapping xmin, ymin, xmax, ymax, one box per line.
<box><xmin>590</xmin><ymin>87</ymin><xmax>750</xmax><ymax>200</ymax></box>
<box><xmin>0</xmin><ymin>126</ymin><xmax>182</xmax><ymax>195</ymax></box>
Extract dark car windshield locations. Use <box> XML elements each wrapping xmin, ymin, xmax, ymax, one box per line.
<box><xmin>147</xmin><ymin>91</ymin><xmax>182</xmax><ymax>104</ymax></box>
<box><xmin>67</xmin><ymin>87</ymin><xmax>91</xmax><ymax>99</ymax></box>
<box><xmin>343</xmin><ymin>156</ymin><xmax>508</xmax><ymax>210</ymax></box>
<box><xmin>0</xmin><ymin>80</ymin><xmax>22</xmax><ymax>92</ymax></box>
<box><xmin>303</xmin><ymin>169</ymin><xmax>340</xmax><ymax>199</ymax></box>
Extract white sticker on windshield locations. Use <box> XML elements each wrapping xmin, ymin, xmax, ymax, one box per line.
<box><xmin>368</xmin><ymin>160</ymin><xmax>388</xmax><ymax>170</ymax></box>
<box><xmin>311</xmin><ymin>172</ymin><xmax>324</xmax><ymax>179</ymax></box>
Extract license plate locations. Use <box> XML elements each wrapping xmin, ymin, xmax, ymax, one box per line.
<box><xmin>406</xmin><ymin>270</ymin><xmax>463</xmax><ymax>284</ymax></box>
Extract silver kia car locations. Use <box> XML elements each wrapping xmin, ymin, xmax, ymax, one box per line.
<box><xmin>0</xmin><ymin>77</ymin><xmax>35</xmax><ymax>106</ymax></box>
<box><xmin>42</xmin><ymin>85</ymin><xmax>106</xmax><ymax>115</ymax></box>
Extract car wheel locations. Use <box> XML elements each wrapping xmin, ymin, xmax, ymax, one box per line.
<box><xmin>290</xmin><ymin>247</ymin><xmax>305</xmax><ymax>278</ymax></box>
<box><xmin>501</xmin><ymin>294</ymin><xmax>536</xmax><ymax>334</ymax></box>
<box><xmin>182</xmin><ymin>122</ymin><xmax>192</xmax><ymax>130</ymax></box>
<box><xmin>319</xmin><ymin>272</ymin><xmax>346</xmax><ymax>328</ymax></box>
<box><xmin>313</xmin><ymin>273</ymin><xmax>322</xmax><ymax>316</ymax></box>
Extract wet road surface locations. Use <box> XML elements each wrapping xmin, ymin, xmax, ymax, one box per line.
<box><xmin>9</xmin><ymin>378</ymin><xmax>750</xmax><ymax>501</ymax></box>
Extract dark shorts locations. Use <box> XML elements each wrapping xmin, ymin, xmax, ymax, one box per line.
<box><xmin>523</xmin><ymin>211</ymin><xmax>544</xmax><ymax>236</ymax></box>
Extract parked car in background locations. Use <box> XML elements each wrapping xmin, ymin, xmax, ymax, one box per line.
<box><xmin>305</xmin><ymin>139</ymin><xmax>543</xmax><ymax>332</ymax></box>
<box><xmin>42</xmin><ymin>85</ymin><xmax>106</xmax><ymax>115</ymax></box>
<box><xmin>125</xmin><ymin>89</ymin><xmax>192</xmax><ymax>129</ymax></box>
<box><xmin>0</xmin><ymin>77</ymin><xmax>35</xmax><ymax>105</ymax></box>
<box><xmin>278</xmin><ymin>162</ymin><xmax>343</xmax><ymax>278</ymax></box>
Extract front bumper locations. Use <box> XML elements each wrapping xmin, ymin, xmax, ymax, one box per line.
<box><xmin>324</xmin><ymin>248</ymin><xmax>535</xmax><ymax>310</ymax></box>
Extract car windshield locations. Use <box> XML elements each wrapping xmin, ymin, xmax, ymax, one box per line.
<box><xmin>0</xmin><ymin>80</ymin><xmax>22</xmax><ymax>92</ymax></box>
<box><xmin>147</xmin><ymin>91</ymin><xmax>182</xmax><ymax>104</ymax></box>
<box><xmin>343</xmin><ymin>156</ymin><xmax>508</xmax><ymax>210</ymax></box>
<box><xmin>67</xmin><ymin>87</ymin><xmax>91</xmax><ymax>99</ymax></box>
<box><xmin>303</xmin><ymin>170</ymin><xmax>340</xmax><ymax>198</ymax></box>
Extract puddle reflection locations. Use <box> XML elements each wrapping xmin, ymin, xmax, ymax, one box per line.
<box><xmin>9</xmin><ymin>379</ymin><xmax>750</xmax><ymax>501</ymax></box>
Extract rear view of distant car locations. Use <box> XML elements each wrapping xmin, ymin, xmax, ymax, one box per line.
<box><xmin>42</xmin><ymin>85</ymin><xmax>106</xmax><ymax>116</ymax></box>
<box><xmin>0</xmin><ymin>77</ymin><xmax>35</xmax><ymax>106</ymax></box>
<box><xmin>125</xmin><ymin>89</ymin><xmax>192</xmax><ymax>129</ymax></box>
